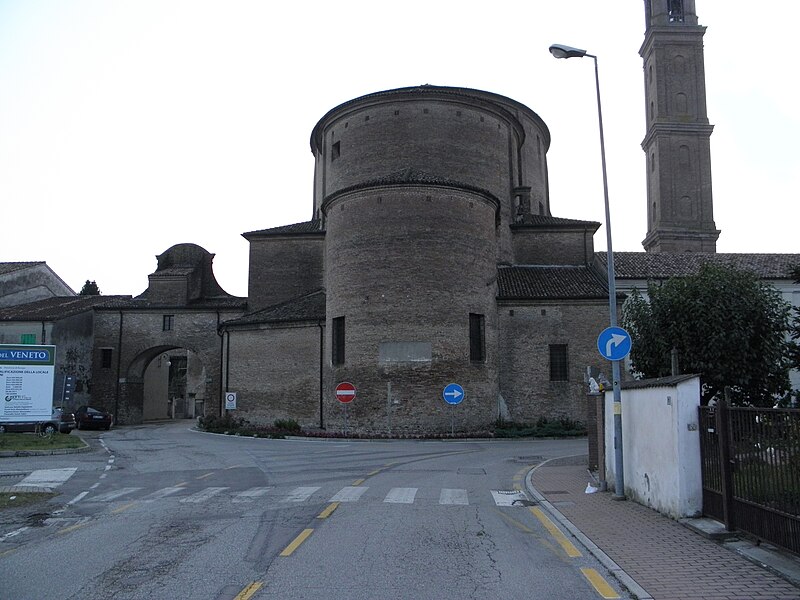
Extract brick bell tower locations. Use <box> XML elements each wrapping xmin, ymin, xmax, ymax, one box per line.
<box><xmin>641</xmin><ymin>0</ymin><xmax>720</xmax><ymax>252</ymax></box>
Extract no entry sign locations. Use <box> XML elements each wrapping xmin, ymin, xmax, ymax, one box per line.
<box><xmin>335</xmin><ymin>382</ymin><xmax>356</xmax><ymax>403</ymax></box>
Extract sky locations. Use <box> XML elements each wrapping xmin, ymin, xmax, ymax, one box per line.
<box><xmin>1</xmin><ymin>1</ymin><xmax>797</xmax><ymax>298</ymax></box>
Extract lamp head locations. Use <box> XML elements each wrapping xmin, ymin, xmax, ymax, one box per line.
<box><xmin>549</xmin><ymin>44</ymin><xmax>588</xmax><ymax>59</ymax></box>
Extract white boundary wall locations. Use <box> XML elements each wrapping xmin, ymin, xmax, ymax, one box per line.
<box><xmin>604</xmin><ymin>375</ymin><xmax>702</xmax><ymax>519</ymax></box>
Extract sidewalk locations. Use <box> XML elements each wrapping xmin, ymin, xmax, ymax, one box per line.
<box><xmin>526</xmin><ymin>456</ymin><xmax>800</xmax><ymax>600</ymax></box>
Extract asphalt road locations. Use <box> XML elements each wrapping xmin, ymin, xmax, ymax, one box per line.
<box><xmin>0</xmin><ymin>422</ymin><xmax>631</xmax><ymax>599</ymax></box>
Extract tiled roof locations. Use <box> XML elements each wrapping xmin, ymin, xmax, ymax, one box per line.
<box><xmin>497</xmin><ymin>266</ymin><xmax>610</xmax><ymax>300</ymax></box>
<box><xmin>0</xmin><ymin>262</ymin><xmax>44</xmax><ymax>275</ymax></box>
<box><xmin>511</xmin><ymin>214</ymin><xmax>600</xmax><ymax>228</ymax></box>
<box><xmin>96</xmin><ymin>296</ymin><xmax>248</xmax><ymax>310</ymax></box>
<box><xmin>601</xmin><ymin>252</ymin><xmax>800</xmax><ymax>280</ymax></box>
<box><xmin>243</xmin><ymin>220</ymin><xmax>324</xmax><ymax>238</ymax></box>
<box><xmin>222</xmin><ymin>290</ymin><xmax>325</xmax><ymax>327</ymax></box>
<box><xmin>0</xmin><ymin>295</ymin><xmax>129</xmax><ymax>321</ymax></box>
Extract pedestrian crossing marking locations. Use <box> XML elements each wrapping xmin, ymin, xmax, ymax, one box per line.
<box><xmin>180</xmin><ymin>487</ymin><xmax>229</xmax><ymax>503</ymax></box>
<box><xmin>232</xmin><ymin>487</ymin><xmax>273</xmax><ymax>503</ymax></box>
<box><xmin>330</xmin><ymin>486</ymin><xmax>368</xmax><ymax>502</ymax></box>
<box><xmin>143</xmin><ymin>486</ymin><xmax>185</xmax><ymax>501</ymax></box>
<box><xmin>89</xmin><ymin>487</ymin><xmax>142</xmax><ymax>502</ymax></box>
<box><xmin>283</xmin><ymin>486</ymin><xmax>321</xmax><ymax>502</ymax></box>
<box><xmin>383</xmin><ymin>487</ymin><xmax>417</xmax><ymax>504</ymax></box>
<box><xmin>17</xmin><ymin>468</ymin><xmax>77</xmax><ymax>489</ymax></box>
<box><xmin>439</xmin><ymin>488</ymin><xmax>469</xmax><ymax>505</ymax></box>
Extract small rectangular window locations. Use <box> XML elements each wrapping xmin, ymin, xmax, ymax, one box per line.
<box><xmin>549</xmin><ymin>344</ymin><xmax>568</xmax><ymax>381</ymax></box>
<box><xmin>332</xmin><ymin>316</ymin><xmax>345</xmax><ymax>365</ymax></box>
<box><xmin>20</xmin><ymin>333</ymin><xmax>37</xmax><ymax>344</ymax></box>
<box><xmin>163</xmin><ymin>315</ymin><xmax>174</xmax><ymax>331</ymax></box>
<box><xmin>331</xmin><ymin>141</ymin><xmax>341</xmax><ymax>160</ymax></box>
<box><xmin>469</xmin><ymin>313</ymin><xmax>485</xmax><ymax>362</ymax></box>
<box><xmin>101</xmin><ymin>348</ymin><xmax>113</xmax><ymax>369</ymax></box>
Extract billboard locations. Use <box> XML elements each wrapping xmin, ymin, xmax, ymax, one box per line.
<box><xmin>0</xmin><ymin>345</ymin><xmax>56</xmax><ymax>422</ymax></box>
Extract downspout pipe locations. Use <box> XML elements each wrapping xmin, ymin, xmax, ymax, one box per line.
<box><xmin>318</xmin><ymin>320</ymin><xmax>325</xmax><ymax>429</ymax></box>
<box><xmin>114</xmin><ymin>311</ymin><xmax>123</xmax><ymax>423</ymax></box>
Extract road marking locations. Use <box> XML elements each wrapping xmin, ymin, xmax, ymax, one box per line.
<box><xmin>317</xmin><ymin>502</ymin><xmax>340</xmax><ymax>519</ymax></box>
<box><xmin>225</xmin><ymin>464</ymin><xmax>242</xmax><ymax>470</ymax></box>
<box><xmin>330</xmin><ymin>486</ymin><xmax>368</xmax><ymax>502</ymax></box>
<box><xmin>67</xmin><ymin>491</ymin><xmax>89</xmax><ymax>505</ymax></box>
<box><xmin>58</xmin><ymin>521</ymin><xmax>88</xmax><ymax>535</ymax></box>
<box><xmin>494</xmin><ymin>509</ymin><xmax>535</xmax><ymax>533</ymax></box>
<box><xmin>491</xmin><ymin>490</ymin><xmax>529</xmax><ymax>507</ymax></box>
<box><xmin>581</xmin><ymin>568</ymin><xmax>620</xmax><ymax>599</ymax></box>
<box><xmin>439</xmin><ymin>488</ymin><xmax>469</xmax><ymax>505</ymax></box>
<box><xmin>111</xmin><ymin>502</ymin><xmax>137</xmax><ymax>514</ymax></box>
<box><xmin>143</xmin><ymin>486</ymin><xmax>185</xmax><ymax>501</ymax></box>
<box><xmin>196</xmin><ymin>472</ymin><xmax>215</xmax><ymax>480</ymax></box>
<box><xmin>232</xmin><ymin>487</ymin><xmax>273</xmax><ymax>503</ymax></box>
<box><xmin>88</xmin><ymin>488</ymin><xmax>142</xmax><ymax>502</ymax></box>
<box><xmin>352</xmin><ymin>478</ymin><xmax>365</xmax><ymax>486</ymax></box>
<box><xmin>2</xmin><ymin>527</ymin><xmax>29</xmax><ymax>540</ymax></box>
<box><xmin>280</xmin><ymin>528</ymin><xmax>314</xmax><ymax>556</ymax></box>
<box><xmin>234</xmin><ymin>581</ymin><xmax>263</xmax><ymax>600</ymax></box>
<box><xmin>180</xmin><ymin>487</ymin><xmax>228</xmax><ymax>503</ymax></box>
<box><xmin>384</xmin><ymin>487</ymin><xmax>417</xmax><ymax>504</ymax></box>
<box><xmin>16</xmin><ymin>468</ymin><xmax>77</xmax><ymax>488</ymax></box>
<box><xmin>0</xmin><ymin>548</ymin><xmax>17</xmax><ymax>558</ymax></box>
<box><xmin>367</xmin><ymin>469</ymin><xmax>382</xmax><ymax>476</ymax></box>
<box><xmin>283</xmin><ymin>487</ymin><xmax>320</xmax><ymax>502</ymax></box>
<box><xmin>530</xmin><ymin>507</ymin><xmax>582</xmax><ymax>558</ymax></box>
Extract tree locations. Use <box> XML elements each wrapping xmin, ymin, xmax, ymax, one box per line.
<box><xmin>79</xmin><ymin>280</ymin><xmax>101</xmax><ymax>295</ymax></box>
<box><xmin>621</xmin><ymin>264</ymin><xmax>793</xmax><ymax>406</ymax></box>
<box><xmin>789</xmin><ymin>266</ymin><xmax>800</xmax><ymax>374</ymax></box>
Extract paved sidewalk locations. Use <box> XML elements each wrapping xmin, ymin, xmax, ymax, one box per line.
<box><xmin>526</xmin><ymin>456</ymin><xmax>800</xmax><ymax>600</ymax></box>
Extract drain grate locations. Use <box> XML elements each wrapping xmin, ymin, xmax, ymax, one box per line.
<box><xmin>541</xmin><ymin>490</ymin><xmax>570</xmax><ymax>495</ymax></box>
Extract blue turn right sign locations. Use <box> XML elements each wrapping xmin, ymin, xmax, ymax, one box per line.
<box><xmin>597</xmin><ymin>326</ymin><xmax>632</xmax><ymax>361</ymax></box>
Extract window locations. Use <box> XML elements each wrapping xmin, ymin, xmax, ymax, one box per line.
<box><xmin>332</xmin><ymin>316</ymin><xmax>345</xmax><ymax>365</ymax></box>
<box><xmin>469</xmin><ymin>313</ymin><xmax>485</xmax><ymax>362</ymax></box>
<box><xmin>20</xmin><ymin>334</ymin><xmax>36</xmax><ymax>344</ymax></box>
<box><xmin>163</xmin><ymin>315</ymin><xmax>174</xmax><ymax>331</ymax></box>
<box><xmin>101</xmin><ymin>348</ymin><xmax>113</xmax><ymax>369</ymax></box>
<box><xmin>668</xmin><ymin>0</ymin><xmax>684</xmax><ymax>23</ymax></box>
<box><xmin>331</xmin><ymin>141</ymin><xmax>341</xmax><ymax>161</ymax></box>
<box><xmin>549</xmin><ymin>344</ymin><xmax>568</xmax><ymax>381</ymax></box>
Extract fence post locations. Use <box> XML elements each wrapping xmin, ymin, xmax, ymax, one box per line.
<box><xmin>717</xmin><ymin>388</ymin><xmax>735</xmax><ymax>531</ymax></box>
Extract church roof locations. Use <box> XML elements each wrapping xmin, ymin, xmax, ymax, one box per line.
<box><xmin>96</xmin><ymin>296</ymin><xmax>247</xmax><ymax>311</ymax></box>
<box><xmin>601</xmin><ymin>252</ymin><xmax>800</xmax><ymax>280</ymax></box>
<box><xmin>243</xmin><ymin>219</ymin><xmax>325</xmax><ymax>238</ymax></box>
<box><xmin>511</xmin><ymin>215</ymin><xmax>600</xmax><ymax>228</ymax></box>
<box><xmin>222</xmin><ymin>289</ymin><xmax>326</xmax><ymax>327</ymax></box>
<box><xmin>497</xmin><ymin>265</ymin><xmax>610</xmax><ymax>301</ymax></box>
<box><xmin>0</xmin><ymin>295</ymin><xmax>129</xmax><ymax>321</ymax></box>
<box><xmin>0</xmin><ymin>261</ymin><xmax>45</xmax><ymax>275</ymax></box>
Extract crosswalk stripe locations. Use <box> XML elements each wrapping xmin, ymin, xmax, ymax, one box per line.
<box><xmin>439</xmin><ymin>488</ymin><xmax>469</xmax><ymax>505</ymax></box>
<box><xmin>330</xmin><ymin>486</ymin><xmax>368</xmax><ymax>502</ymax></box>
<box><xmin>17</xmin><ymin>468</ymin><xmax>77</xmax><ymax>488</ymax></box>
<box><xmin>283</xmin><ymin>486</ymin><xmax>321</xmax><ymax>502</ymax></box>
<box><xmin>180</xmin><ymin>487</ymin><xmax>229</xmax><ymax>503</ymax></box>
<box><xmin>384</xmin><ymin>487</ymin><xmax>418</xmax><ymax>504</ymax></box>
<box><xmin>143</xmin><ymin>486</ymin><xmax>185</xmax><ymax>501</ymax></box>
<box><xmin>88</xmin><ymin>488</ymin><xmax>142</xmax><ymax>502</ymax></box>
<box><xmin>232</xmin><ymin>487</ymin><xmax>273</xmax><ymax>503</ymax></box>
<box><xmin>491</xmin><ymin>490</ymin><xmax>529</xmax><ymax>507</ymax></box>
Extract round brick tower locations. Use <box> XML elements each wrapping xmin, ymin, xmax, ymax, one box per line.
<box><xmin>311</xmin><ymin>86</ymin><xmax>551</xmax><ymax>432</ymax></box>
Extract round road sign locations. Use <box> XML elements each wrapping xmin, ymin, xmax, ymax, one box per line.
<box><xmin>335</xmin><ymin>382</ymin><xmax>356</xmax><ymax>403</ymax></box>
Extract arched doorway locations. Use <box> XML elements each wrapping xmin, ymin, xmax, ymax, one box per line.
<box><xmin>132</xmin><ymin>346</ymin><xmax>209</xmax><ymax>420</ymax></box>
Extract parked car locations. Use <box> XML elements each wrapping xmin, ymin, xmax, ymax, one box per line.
<box><xmin>74</xmin><ymin>406</ymin><xmax>113</xmax><ymax>430</ymax></box>
<box><xmin>0</xmin><ymin>407</ymin><xmax>75</xmax><ymax>434</ymax></box>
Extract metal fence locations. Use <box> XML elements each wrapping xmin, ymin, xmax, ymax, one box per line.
<box><xmin>699</xmin><ymin>400</ymin><xmax>800</xmax><ymax>556</ymax></box>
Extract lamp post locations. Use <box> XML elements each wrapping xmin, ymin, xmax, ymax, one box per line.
<box><xmin>549</xmin><ymin>43</ymin><xmax>625</xmax><ymax>500</ymax></box>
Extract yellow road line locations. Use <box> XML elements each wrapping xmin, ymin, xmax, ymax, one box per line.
<box><xmin>234</xmin><ymin>581</ymin><xmax>263</xmax><ymax>600</ymax></box>
<box><xmin>280</xmin><ymin>528</ymin><xmax>314</xmax><ymax>556</ymax></box>
<box><xmin>0</xmin><ymin>548</ymin><xmax>17</xmax><ymax>558</ymax></box>
<box><xmin>352</xmin><ymin>478</ymin><xmax>365</xmax><ymax>486</ymax></box>
<box><xmin>581</xmin><ymin>568</ymin><xmax>620</xmax><ymax>599</ymax></box>
<box><xmin>367</xmin><ymin>469</ymin><xmax>382</xmax><ymax>476</ymax></box>
<box><xmin>111</xmin><ymin>502</ymin><xmax>137</xmax><ymax>514</ymax></box>
<box><xmin>196</xmin><ymin>472</ymin><xmax>215</xmax><ymax>480</ymax></box>
<box><xmin>317</xmin><ymin>502</ymin><xmax>340</xmax><ymax>519</ymax></box>
<box><xmin>493</xmin><ymin>508</ymin><xmax>535</xmax><ymax>533</ymax></box>
<box><xmin>58</xmin><ymin>522</ymin><xmax>88</xmax><ymax>535</ymax></box>
<box><xmin>530</xmin><ymin>507</ymin><xmax>582</xmax><ymax>558</ymax></box>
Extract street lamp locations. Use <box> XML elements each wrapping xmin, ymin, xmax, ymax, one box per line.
<box><xmin>549</xmin><ymin>43</ymin><xmax>625</xmax><ymax>500</ymax></box>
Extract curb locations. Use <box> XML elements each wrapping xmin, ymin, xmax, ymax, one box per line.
<box><xmin>0</xmin><ymin>439</ymin><xmax>92</xmax><ymax>458</ymax></box>
<box><xmin>524</xmin><ymin>456</ymin><xmax>654</xmax><ymax>600</ymax></box>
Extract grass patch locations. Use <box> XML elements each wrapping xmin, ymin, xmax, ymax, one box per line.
<box><xmin>0</xmin><ymin>491</ymin><xmax>57</xmax><ymax>510</ymax></box>
<box><xmin>493</xmin><ymin>417</ymin><xmax>587</xmax><ymax>438</ymax></box>
<box><xmin>0</xmin><ymin>432</ymin><xmax>85</xmax><ymax>452</ymax></box>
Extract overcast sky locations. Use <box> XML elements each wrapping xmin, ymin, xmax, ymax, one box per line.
<box><xmin>1</xmin><ymin>1</ymin><xmax>797</xmax><ymax>298</ymax></box>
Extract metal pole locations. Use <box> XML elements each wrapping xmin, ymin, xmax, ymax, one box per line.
<box><xmin>387</xmin><ymin>381</ymin><xmax>392</xmax><ymax>435</ymax></box>
<box><xmin>589</xmin><ymin>53</ymin><xmax>625</xmax><ymax>500</ymax></box>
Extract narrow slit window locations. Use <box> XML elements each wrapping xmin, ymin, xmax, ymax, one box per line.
<box><xmin>101</xmin><ymin>348</ymin><xmax>113</xmax><ymax>369</ymax></box>
<box><xmin>332</xmin><ymin>316</ymin><xmax>345</xmax><ymax>365</ymax></box>
<box><xmin>163</xmin><ymin>315</ymin><xmax>174</xmax><ymax>331</ymax></box>
<box><xmin>549</xmin><ymin>344</ymin><xmax>568</xmax><ymax>381</ymax></box>
<box><xmin>331</xmin><ymin>141</ymin><xmax>341</xmax><ymax>161</ymax></box>
<box><xmin>469</xmin><ymin>313</ymin><xmax>485</xmax><ymax>362</ymax></box>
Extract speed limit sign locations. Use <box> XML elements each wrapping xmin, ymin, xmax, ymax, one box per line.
<box><xmin>224</xmin><ymin>392</ymin><xmax>237</xmax><ymax>410</ymax></box>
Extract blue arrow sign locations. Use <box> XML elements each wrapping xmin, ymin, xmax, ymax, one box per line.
<box><xmin>597</xmin><ymin>326</ymin><xmax>632</xmax><ymax>361</ymax></box>
<box><xmin>442</xmin><ymin>383</ymin><xmax>465</xmax><ymax>405</ymax></box>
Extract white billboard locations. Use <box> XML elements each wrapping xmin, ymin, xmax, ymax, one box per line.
<box><xmin>0</xmin><ymin>345</ymin><xmax>56</xmax><ymax>422</ymax></box>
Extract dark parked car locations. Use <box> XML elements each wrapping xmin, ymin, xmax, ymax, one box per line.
<box><xmin>74</xmin><ymin>406</ymin><xmax>113</xmax><ymax>430</ymax></box>
<box><xmin>0</xmin><ymin>407</ymin><xmax>75</xmax><ymax>434</ymax></box>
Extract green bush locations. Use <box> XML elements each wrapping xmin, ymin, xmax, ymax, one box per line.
<box><xmin>493</xmin><ymin>417</ymin><xmax>586</xmax><ymax>438</ymax></box>
<box><xmin>273</xmin><ymin>419</ymin><xmax>301</xmax><ymax>433</ymax></box>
